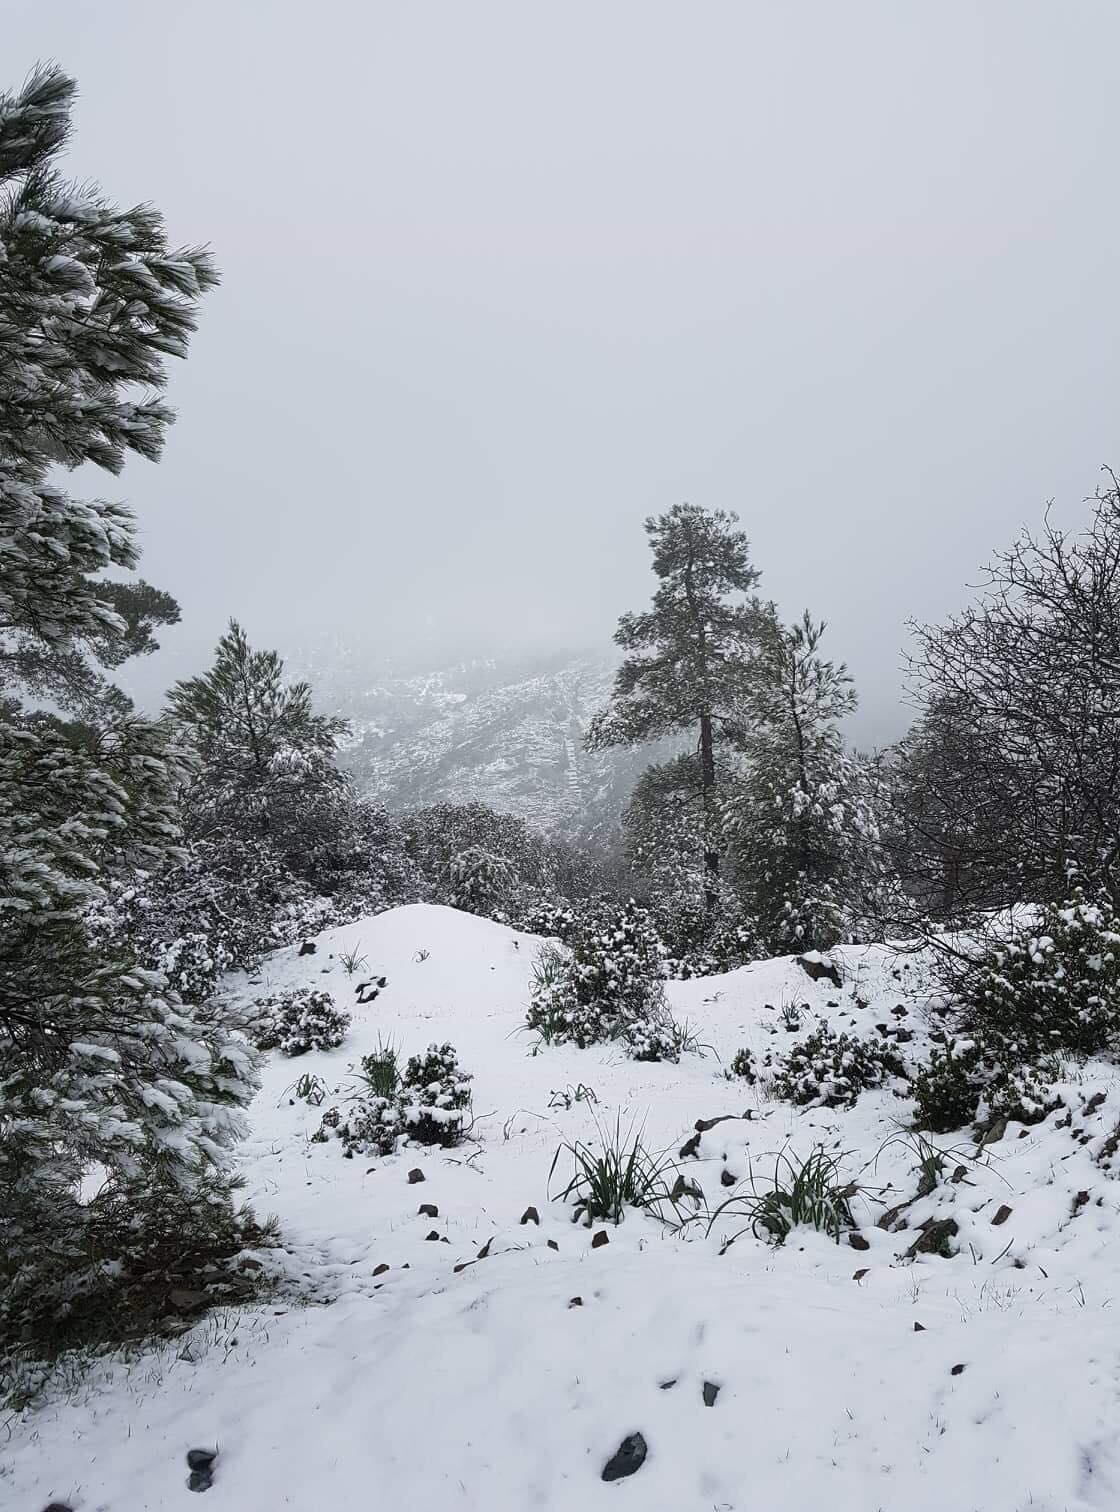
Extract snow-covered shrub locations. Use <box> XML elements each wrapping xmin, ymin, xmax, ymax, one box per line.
<box><xmin>911</xmin><ymin>1038</ymin><xmax>1064</xmax><ymax>1134</ymax></box>
<box><xmin>398</xmin><ymin>1043</ymin><xmax>474</xmax><ymax>1146</ymax></box>
<box><xmin>624</xmin><ymin>1008</ymin><xmax>697</xmax><ymax>1064</ymax></box>
<box><xmin>152</xmin><ymin>931</ymin><xmax>233</xmax><ymax>1005</ymax></box>
<box><xmin>769</xmin><ymin>1026</ymin><xmax>907</xmax><ymax>1108</ymax></box>
<box><xmin>314</xmin><ymin>1042</ymin><xmax>472</xmax><ymax>1157</ymax></box>
<box><xmin>526</xmin><ymin>901</ymin><xmax>667</xmax><ymax>1051</ymax></box>
<box><xmin>953</xmin><ymin>889</ymin><xmax>1120</xmax><ymax>1060</ymax></box>
<box><xmin>729</xmin><ymin>1047</ymin><xmax>758</xmax><ymax>1083</ymax></box>
<box><xmin>1</xmin><ymin>1173</ymin><xmax>277</xmax><ymax>1383</ymax></box>
<box><xmin>253</xmin><ymin>988</ymin><xmax>350</xmax><ymax>1057</ymax></box>
<box><xmin>447</xmin><ymin>844</ymin><xmax>516</xmax><ymax>918</ymax></box>
<box><xmin>910</xmin><ymin>1041</ymin><xmax>984</xmax><ymax>1133</ymax></box>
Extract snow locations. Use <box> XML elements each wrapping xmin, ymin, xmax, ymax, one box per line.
<box><xmin>7</xmin><ymin>903</ymin><xmax>1120</xmax><ymax>1510</ymax></box>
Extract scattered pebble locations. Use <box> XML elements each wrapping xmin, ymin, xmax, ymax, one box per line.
<box><xmin>407</xmin><ymin>1168</ymin><xmax>425</xmax><ymax>1184</ymax></box>
<box><xmin>702</xmin><ymin>1381</ymin><xmax>721</xmax><ymax>1407</ymax></box>
<box><xmin>418</xmin><ymin>1203</ymin><xmax>438</xmax><ymax>1218</ymax></box>
<box><xmin>591</xmin><ymin>1229</ymin><xmax>610</xmax><ymax>1249</ymax></box>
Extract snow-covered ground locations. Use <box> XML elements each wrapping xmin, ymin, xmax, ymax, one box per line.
<box><xmin>7</xmin><ymin>904</ymin><xmax>1120</xmax><ymax>1511</ymax></box>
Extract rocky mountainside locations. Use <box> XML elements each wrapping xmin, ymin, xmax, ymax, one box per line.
<box><xmin>290</xmin><ymin>646</ymin><xmax>667</xmax><ymax>839</ymax></box>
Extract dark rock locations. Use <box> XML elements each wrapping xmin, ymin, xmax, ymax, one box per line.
<box><xmin>477</xmin><ymin>1238</ymin><xmax>492</xmax><ymax>1259</ymax></box>
<box><xmin>407</xmin><ymin>1167</ymin><xmax>425</xmax><ymax>1184</ymax></box>
<box><xmin>890</xmin><ymin>1004</ymin><xmax>909</xmax><ymax>1018</ymax></box>
<box><xmin>678</xmin><ymin>1132</ymin><xmax>702</xmax><ymax>1159</ymax></box>
<box><xmin>424</xmin><ymin>1230</ymin><xmax>440</xmax><ymax>1241</ymax></box>
<box><xmin>852</xmin><ymin>1268</ymin><xmax>869</xmax><ymax>1281</ymax></box>
<box><xmin>601</xmin><ymin>1432</ymin><xmax>648</xmax><ymax>1482</ymax></box>
<box><xmin>979</xmin><ymin>1117</ymin><xmax>1008</xmax><ymax>1147</ymax></box>
<box><xmin>1084</xmin><ymin>1091</ymin><xmax>1107</xmax><ymax>1116</ymax></box>
<box><xmin>848</xmin><ymin>1232</ymin><xmax>870</xmax><ymax>1251</ymax></box>
<box><xmin>798</xmin><ymin>954</ymin><xmax>842</xmax><ymax>988</ymax></box>
<box><xmin>991</xmin><ymin>1203</ymin><xmax>1013</xmax><ymax>1226</ymax></box>
<box><xmin>188</xmin><ymin>1469</ymin><xmax>213</xmax><ymax>1493</ymax></box>
<box><xmin>913</xmin><ymin>1322</ymin><xmax>926</xmax><ymax>1332</ymax></box>
<box><xmin>658</xmin><ymin>1378</ymin><xmax>677</xmax><ymax>1390</ymax></box>
<box><xmin>951</xmin><ymin>1362</ymin><xmax>966</xmax><ymax>1376</ymax></box>
<box><xmin>569</xmin><ymin>1296</ymin><xmax>583</xmax><ymax>1308</ymax></box>
<box><xmin>373</xmin><ymin>1263</ymin><xmax>390</xmax><ymax>1276</ymax></box>
<box><xmin>520</xmin><ymin>1205</ymin><xmax>540</xmax><ymax>1226</ymax></box>
<box><xmin>695</xmin><ymin>1114</ymin><xmax>741</xmax><ymax>1133</ymax></box>
<box><xmin>187</xmin><ymin>1449</ymin><xmax>217</xmax><ymax>1471</ymax></box>
<box><xmin>298</xmin><ymin>941</ymin><xmax>316</xmax><ymax>956</ymax></box>
<box><xmin>591</xmin><ymin>1229</ymin><xmax>610</xmax><ymax>1249</ymax></box>
<box><xmin>418</xmin><ymin>1203</ymin><xmax>439</xmax><ymax>1218</ymax></box>
<box><xmin>702</xmin><ymin>1381</ymin><xmax>720</xmax><ymax>1407</ymax></box>
<box><xmin>547</xmin><ymin>1239</ymin><xmax>559</xmax><ymax>1251</ymax></box>
<box><xmin>43</xmin><ymin>1505</ymin><xmax>73</xmax><ymax>1511</ymax></box>
<box><xmin>720</xmin><ymin>1168</ymin><xmax>736</xmax><ymax>1188</ymax></box>
<box><xmin>167</xmin><ymin>1288</ymin><xmax>209</xmax><ymax>1313</ymax></box>
<box><xmin>905</xmin><ymin>1218</ymin><xmax>958</xmax><ymax>1259</ymax></box>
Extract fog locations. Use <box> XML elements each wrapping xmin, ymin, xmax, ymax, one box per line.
<box><xmin>9</xmin><ymin>1</ymin><xmax>1120</xmax><ymax>743</ymax></box>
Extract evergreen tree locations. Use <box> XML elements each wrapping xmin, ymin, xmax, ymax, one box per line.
<box><xmin>587</xmin><ymin>503</ymin><xmax>770</xmax><ymax>911</ymax></box>
<box><xmin>168</xmin><ymin>620</ymin><xmax>349</xmax><ymax>885</ymax></box>
<box><xmin>723</xmin><ymin>613</ymin><xmax>888</xmax><ymax>950</ymax></box>
<box><xmin>0</xmin><ymin>64</ymin><xmax>257</xmax><ymax>1342</ymax></box>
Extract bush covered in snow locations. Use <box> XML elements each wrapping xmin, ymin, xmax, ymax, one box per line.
<box><xmin>525</xmin><ymin>902</ymin><xmax>672</xmax><ymax>1054</ymax></box>
<box><xmin>315</xmin><ymin>1042</ymin><xmax>473</xmax><ymax>1157</ymax></box>
<box><xmin>769</xmin><ymin>1026</ymin><xmax>908</xmax><ymax>1108</ymax></box>
<box><xmin>912</xmin><ymin>1036</ymin><xmax>1064</xmax><ymax>1134</ymax></box>
<box><xmin>253</xmin><ymin>988</ymin><xmax>351</xmax><ymax>1057</ymax></box>
<box><xmin>953</xmin><ymin>889</ymin><xmax>1120</xmax><ymax>1060</ymax></box>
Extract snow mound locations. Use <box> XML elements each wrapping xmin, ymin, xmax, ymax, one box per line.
<box><xmin>9</xmin><ymin>905</ymin><xmax>1120</xmax><ymax>1511</ymax></box>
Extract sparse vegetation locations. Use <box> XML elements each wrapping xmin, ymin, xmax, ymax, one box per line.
<box><xmin>548</xmin><ymin>1116</ymin><xmax>683</xmax><ymax>1225</ymax></box>
<box><xmin>706</xmin><ymin>1146</ymin><xmax>857</xmax><ymax>1246</ymax></box>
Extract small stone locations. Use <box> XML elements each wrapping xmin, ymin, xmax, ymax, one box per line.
<box><xmin>546</xmin><ymin>1239</ymin><xmax>559</xmax><ymax>1251</ymax></box>
<box><xmin>702</xmin><ymin>1381</ymin><xmax>720</xmax><ymax>1407</ymax></box>
<box><xmin>43</xmin><ymin>1505</ymin><xmax>73</xmax><ymax>1511</ymax></box>
<box><xmin>658</xmin><ymin>1378</ymin><xmax>677</xmax><ymax>1390</ymax></box>
<box><xmin>188</xmin><ymin>1469</ymin><xmax>213</xmax><ymax>1493</ymax></box>
<box><xmin>425</xmin><ymin>1230</ymin><xmax>441</xmax><ymax>1241</ymax></box>
<box><xmin>591</xmin><ymin>1229</ymin><xmax>610</xmax><ymax>1249</ymax></box>
<box><xmin>298</xmin><ymin>941</ymin><xmax>316</xmax><ymax>956</ymax></box>
<box><xmin>407</xmin><ymin>1168</ymin><xmax>425</xmax><ymax>1184</ymax></box>
<box><xmin>951</xmin><ymin>1362</ymin><xmax>966</xmax><ymax>1376</ymax></box>
<box><xmin>720</xmin><ymin>1168</ymin><xmax>736</xmax><ymax>1188</ymax></box>
<box><xmin>477</xmin><ymin>1238</ymin><xmax>492</xmax><ymax>1259</ymax></box>
<box><xmin>167</xmin><ymin>1288</ymin><xmax>209</xmax><ymax>1313</ymax></box>
<box><xmin>520</xmin><ymin>1205</ymin><xmax>540</xmax><ymax>1225</ymax></box>
<box><xmin>373</xmin><ymin>1262</ymin><xmax>390</xmax><ymax>1276</ymax></box>
<box><xmin>569</xmin><ymin>1296</ymin><xmax>583</xmax><ymax>1308</ymax></box>
<box><xmin>418</xmin><ymin>1203</ymin><xmax>439</xmax><ymax>1218</ymax></box>
<box><xmin>679</xmin><ymin>1132</ymin><xmax>701</xmax><ymax>1159</ymax></box>
<box><xmin>991</xmin><ymin>1204</ymin><xmax>1013</xmax><ymax>1226</ymax></box>
<box><xmin>913</xmin><ymin>1321</ymin><xmax>926</xmax><ymax>1332</ymax></box>
<box><xmin>453</xmin><ymin>1261</ymin><xmax>474</xmax><ymax>1274</ymax></box>
<box><xmin>852</xmin><ymin>1268</ymin><xmax>869</xmax><ymax>1282</ymax></box>
<box><xmin>187</xmin><ymin>1449</ymin><xmax>217</xmax><ymax>1471</ymax></box>
<box><xmin>848</xmin><ymin>1232</ymin><xmax>870</xmax><ymax>1251</ymax></box>
<box><xmin>601</xmin><ymin>1432</ymin><xmax>648</xmax><ymax>1482</ymax></box>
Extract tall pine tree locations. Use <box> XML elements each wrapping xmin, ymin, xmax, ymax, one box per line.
<box><xmin>587</xmin><ymin>503</ymin><xmax>769</xmax><ymax>911</ymax></box>
<box><xmin>0</xmin><ymin>65</ymin><xmax>258</xmax><ymax>1345</ymax></box>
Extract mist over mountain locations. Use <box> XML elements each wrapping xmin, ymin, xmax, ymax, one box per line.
<box><xmin>288</xmin><ymin>642</ymin><xmax>673</xmax><ymax>841</ymax></box>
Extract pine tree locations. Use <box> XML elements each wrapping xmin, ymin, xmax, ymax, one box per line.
<box><xmin>587</xmin><ymin>503</ymin><xmax>770</xmax><ymax>911</ymax></box>
<box><xmin>724</xmin><ymin>613</ymin><xmax>888</xmax><ymax>950</ymax></box>
<box><xmin>168</xmin><ymin>620</ymin><xmax>349</xmax><ymax>885</ymax></box>
<box><xmin>0</xmin><ymin>65</ymin><xmax>257</xmax><ymax>1347</ymax></box>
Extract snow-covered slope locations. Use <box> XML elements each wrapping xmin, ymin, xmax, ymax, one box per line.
<box><xmin>9</xmin><ymin>905</ymin><xmax>1120</xmax><ymax>1510</ymax></box>
<box><xmin>294</xmin><ymin>648</ymin><xmax>670</xmax><ymax>838</ymax></box>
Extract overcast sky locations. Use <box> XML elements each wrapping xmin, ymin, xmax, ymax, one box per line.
<box><xmin>9</xmin><ymin>2</ymin><xmax>1120</xmax><ymax>741</ymax></box>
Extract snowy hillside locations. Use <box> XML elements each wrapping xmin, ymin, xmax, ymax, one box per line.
<box><xmin>290</xmin><ymin>647</ymin><xmax>672</xmax><ymax>837</ymax></box>
<box><xmin>9</xmin><ymin>904</ymin><xmax>1120</xmax><ymax>1511</ymax></box>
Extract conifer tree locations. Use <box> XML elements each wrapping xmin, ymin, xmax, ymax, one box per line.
<box><xmin>587</xmin><ymin>503</ymin><xmax>769</xmax><ymax>911</ymax></box>
<box><xmin>0</xmin><ymin>65</ymin><xmax>257</xmax><ymax>1342</ymax></box>
<box><xmin>168</xmin><ymin>620</ymin><xmax>349</xmax><ymax>880</ymax></box>
<box><xmin>723</xmin><ymin>613</ymin><xmax>888</xmax><ymax>949</ymax></box>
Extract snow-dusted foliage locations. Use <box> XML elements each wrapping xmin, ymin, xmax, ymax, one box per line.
<box><xmin>315</xmin><ymin>1041</ymin><xmax>473</xmax><ymax>1156</ymax></box>
<box><xmin>768</xmin><ymin>1025</ymin><xmax>908</xmax><ymax>1109</ymax></box>
<box><xmin>526</xmin><ymin>901</ymin><xmax>685</xmax><ymax>1057</ymax></box>
<box><xmin>944</xmin><ymin>888</ymin><xmax>1120</xmax><ymax>1060</ymax></box>
<box><xmin>723</xmin><ymin>614</ymin><xmax>893</xmax><ymax>952</ymax></box>
<box><xmin>447</xmin><ymin>843</ymin><xmax>517</xmax><ymax>917</ymax></box>
<box><xmin>0</xmin><ymin>66</ymin><xmax>260</xmax><ymax>1350</ymax></box>
<box><xmin>253</xmin><ymin>987</ymin><xmax>351</xmax><ymax>1057</ymax></box>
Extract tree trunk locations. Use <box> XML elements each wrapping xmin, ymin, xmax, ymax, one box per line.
<box><xmin>700</xmin><ymin>710</ymin><xmax>720</xmax><ymax>912</ymax></box>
